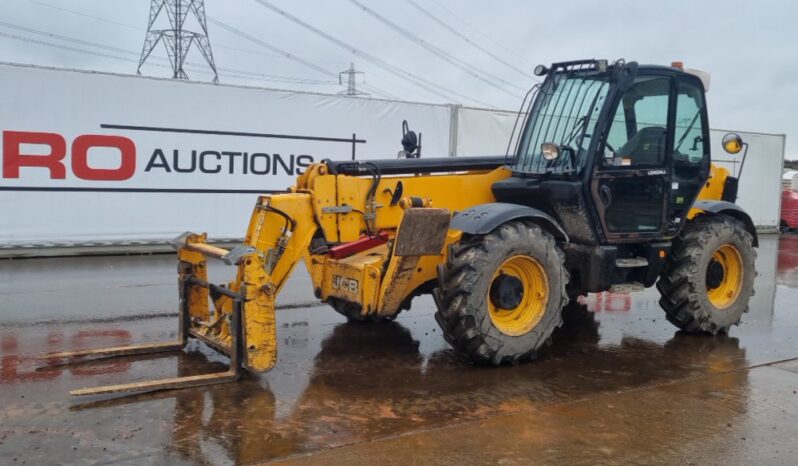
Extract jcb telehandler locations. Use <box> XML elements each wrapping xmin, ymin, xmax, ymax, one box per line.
<box><xmin>48</xmin><ymin>59</ymin><xmax>758</xmax><ymax>396</ymax></box>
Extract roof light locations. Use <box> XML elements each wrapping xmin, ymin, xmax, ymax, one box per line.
<box><xmin>533</xmin><ymin>64</ymin><xmax>549</xmax><ymax>76</ymax></box>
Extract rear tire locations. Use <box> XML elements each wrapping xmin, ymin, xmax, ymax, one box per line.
<box><xmin>434</xmin><ymin>221</ymin><xmax>569</xmax><ymax>365</ymax></box>
<box><xmin>657</xmin><ymin>216</ymin><xmax>756</xmax><ymax>334</ymax></box>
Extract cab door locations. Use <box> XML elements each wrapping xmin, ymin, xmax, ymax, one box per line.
<box><xmin>590</xmin><ymin>75</ymin><xmax>673</xmax><ymax>241</ymax></box>
<box><xmin>667</xmin><ymin>77</ymin><xmax>711</xmax><ymax>235</ymax></box>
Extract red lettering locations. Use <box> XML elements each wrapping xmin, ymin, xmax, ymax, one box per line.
<box><xmin>0</xmin><ymin>333</ymin><xmax>17</xmax><ymax>353</ymax></box>
<box><xmin>2</xmin><ymin>131</ymin><xmax>67</xmax><ymax>179</ymax></box>
<box><xmin>603</xmin><ymin>292</ymin><xmax>631</xmax><ymax>312</ymax></box>
<box><xmin>70</xmin><ymin>360</ymin><xmax>131</xmax><ymax>377</ymax></box>
<box><xmin>71</xmin><ymin>135</ymin><xmax>136</xmax><ymax>181</ymax></box>
<box><xmin>0</xmin><ymin>329</ymin><xmax>134</xmax><ymax>384</ymax></box>
<box><xmin>72</xmin><ymin>329</ymin><xmax>131</xmax><ymax>345</ymax></box>
<box><xmin>1</xmin><ymin>356</ymin><xmax>62</xmax><ymax>383</ymax></box>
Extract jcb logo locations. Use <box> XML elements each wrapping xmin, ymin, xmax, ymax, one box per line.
<box><xmin>2</xmin><ymin>130</ymin><xmax>136</xmax><ymax>181</ymax></box>
<box><xmin>332</xmin><ymin>275</ymin><xmax>358</xmax><ymax>294</ymax></box>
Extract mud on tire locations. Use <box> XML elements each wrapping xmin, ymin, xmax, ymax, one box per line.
<box><xmin>657</xmin><ymin>216</ymin><xmax>757</xmax><ymax>334</ymax></box>
<box><xmin>433</xmin><ymin>221</ymin><xmax>569</xmax><ymax>365</ymax></box>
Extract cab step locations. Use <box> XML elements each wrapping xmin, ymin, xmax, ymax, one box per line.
<box><xmin>615</xmin><ymin>257</ymin><xmax>649</xmax><ymax>268</ymax></box>
<box><xmin>608</xmin><ymin>282</ymin><xmax>645</xmax><ymax>293</ymax></box>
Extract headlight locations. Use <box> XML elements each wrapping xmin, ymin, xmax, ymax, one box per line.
<box><xmin>541</xmin><ymin>142</ymin><xmax>561</xmax><ymax>161</ymax></box>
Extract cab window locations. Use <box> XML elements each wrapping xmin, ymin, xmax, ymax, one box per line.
<box><xmin>673</xmin><ymin>80</ymin><xmax>708</xmax><ymax>166</ymax></box>
<box><xmin>668</xmin><ymin>78</ymin><xmax>709</xmax><ymax>232</ymax></box>
<box><xmin>601</xmin><ymin>77</ymin><xmax>671</xmax><ymax>168</ymax></box>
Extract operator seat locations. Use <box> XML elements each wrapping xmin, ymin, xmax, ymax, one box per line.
<box><xmin>617</xmin><ymin>126</ymin><xmax>667</xmax><ymax>166</ymax></box>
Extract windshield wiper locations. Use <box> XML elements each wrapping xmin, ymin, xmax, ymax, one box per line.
<box><xmin>562</xmin><ymin>115</ymin><xmax>589</xmax><ymax>148</ymax></box>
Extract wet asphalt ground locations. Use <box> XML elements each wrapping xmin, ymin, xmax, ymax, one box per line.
<box><xmin>0</xmin><ymin>235</ymin><xmax>796</xmax><ymax>465</ymax></box>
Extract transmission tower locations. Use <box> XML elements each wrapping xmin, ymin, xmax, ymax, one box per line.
<box><xmin>338</xmin><ymin>62</ymin><xmax>369</xmax><ymax>96</ymax></box>
<box><xmin>137</xmin><ymin>0</ymin><xmax>218</xmax><ymax>83</ymax></box>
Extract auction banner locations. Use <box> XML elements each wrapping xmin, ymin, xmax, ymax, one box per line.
<box><xmin>0</xmin><ymin>64</ymin><xmax>451</xmax><ymax>244</ymax></box>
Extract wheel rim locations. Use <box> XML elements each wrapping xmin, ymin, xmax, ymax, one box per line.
<box><xmin>488</xmin><ymin>255</ymin><xmax>549</xmax><ymax>336</ymax></box>
<box><xmin>706</xmin><ymin>244</ymin><xmax>743</xmax><ymax>310</ymax></box>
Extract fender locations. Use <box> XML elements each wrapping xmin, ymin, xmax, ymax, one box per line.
<box><xmin>450</xmin><ymin>202</ymin><xmax>569</xmax><ymax>242</ymax></box>
<box><xmin>689</xmin><ymin>200</ymin><xmax>758</xmax><ymax>247</ymax></box>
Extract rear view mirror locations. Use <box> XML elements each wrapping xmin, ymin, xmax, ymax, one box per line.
<box><xmin>722</xmin><ymin>133</ymin><xmax>744</xmax><ymax>155</ymax></box>
<box><xmin>398</xmin><ymin>120</ymin><xmax>421</xmax><ymax>158</ymax></box>
<box><xmin>721</xmin><ymin>133</ymin><xmax>750</xmax><ymax>185</ymax></box>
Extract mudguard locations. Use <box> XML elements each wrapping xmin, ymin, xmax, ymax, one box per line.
<box><xmin>691</xmin><ymin>200</ymin><xmax>758</xmax><ymax>247</ymax></box>
<box><xmin>450</xmin><ymin>202</ymin><xmax>569</xmax><ymax>242</ymax></box>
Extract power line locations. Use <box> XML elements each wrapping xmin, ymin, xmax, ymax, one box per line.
<box><xmin>429</xmin><ymin>0</ymin><xmax>534</xmax><ymax>67</ymax></box>
<box><xmin>366</xmin><ymin>68</ymin><xmax>430</xmax><ymax>99</ymax></box>
<box><xmin>208</xmin><ymin>17</ymin><xmax>337</xmax><ymax>79</ymax></box>
<box><xmin>0</xmin><ymin>20</ymin><xmax>137</xmax><ymax>56</ymax></box>
<box><xmin>248</xmin><ymin>0</ymin><xmax>493</xmax><ymax>107</ymax></box>
<box><xmin>0</xmin><ymin>31</ymin><xmax>224</xmax><ymax>82</ymax></box>
<box><xmin>9</xmin><ymin>2</ymin><xmax>419</xmax><ymax>100</ymax></box>
<box><xmin>26</xmin><ymin>0</ymin><xmax>348</xmax><ymax>67</ymax></box>
<box><xmin>403</xmin><ymin>0</ymin><xmax>530</xmax><ymax>78</ymax></box>
<box><xmin>348</xmin><ymin>0</ymin><xmax>523</xmax><ymax>97</ymax></box>
<box><xmin>0</xmin><ymin>21</ymin><xmax>333</xmax><ymax>85</ymax></box>
<box><xmin>28</xmin><ymin>0</ymin><xmax>142</xmax><ymax>31</ymax></box>
<box><xmin>0</xmin><ymin>28</ymin><xmax>338</xmax><ymax>87</ymax></box>
<box><xmin>0</xmin><ymin>31</ymin><xmax>141</xmax><ymax>65</ymax></box>
<box><xmin>208</xmin><ymin>17</ymin><xmax>398</xmax><ymax>100</ymax></box>
<box><xmin>20</xmin><ymin>0</ymin><xmax>445</xmax><ymax>101</ymax></box>
<box><xmin>360</xmin><ymin>83</ymin><xmax>400</xmax><ymax>100</ymax></box>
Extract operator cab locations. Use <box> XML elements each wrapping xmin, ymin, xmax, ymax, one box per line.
<box><xmin>493</xmin><ymin>59</ymin><xmax>711</xmax><ymax>244</ymax></box>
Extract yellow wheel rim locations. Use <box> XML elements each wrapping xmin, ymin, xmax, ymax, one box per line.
<box><xmin>487</xmin><ymin>255</ymin><xmax>549</xmax><ymax>336</ymax></box>
<box><xmin>706</xmin><ymin>244</ymin><xmax>744</xmax><ymax>310</ymax></box>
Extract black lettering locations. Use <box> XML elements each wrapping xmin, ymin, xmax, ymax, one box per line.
<box><xmin>221</xmin><ymin>151</ymin><xmax>242</xmax><ymax>174</ymax></box>
<box><xmin>200</xmin><ymin>151</ymin><xmax>221</xmax><ymax>174</ymax></box>
<box><xmin>249</xmin><ymin>153</ymin><xmax>270</xmax><ymax>175</ymax></box>
<box><xmin>273</xmin><ymin>153</ymin><xmax>293</xmax><ymax>176</ymax></box>
<box><xmin>295</xmin><ymin>155</ymin><xmax>314</xmax><ymax>175</ymax></box>
<box><xmin>173</xmin><ymin>150</ymin><xmax>197</xmax><ymax>173</ymax></box>
<box><xmin>242</xmin><ymin>152</ymin><xmax>248</xmax><ymax>175</ymax></box>
<box><xmin>145</xmin><ymin>148</ymin><xmax>171</xmax><ymax>172</ymax></box>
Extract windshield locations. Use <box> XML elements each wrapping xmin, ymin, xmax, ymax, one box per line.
<box><xmin>513</xmin><ymin>72</ymin><xmax>610</xmax><ymax>174</ymax></box>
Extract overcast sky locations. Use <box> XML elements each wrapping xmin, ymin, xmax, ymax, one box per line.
<box><xmin>1</xmin><ymin>0</ymin><xmax>795</xmax><ymax>158</ymax></box>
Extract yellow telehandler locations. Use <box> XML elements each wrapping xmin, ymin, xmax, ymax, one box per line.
<box><xmin>46</xmin><ymin>59</ymin><xmax>758</xmax><ymax>396</ymax></box>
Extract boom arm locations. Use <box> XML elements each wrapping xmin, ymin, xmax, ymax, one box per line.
<box><xmin>48</xmin><ymin>160</ymin><xmax>508</xmax><ymax>396</ymax></box>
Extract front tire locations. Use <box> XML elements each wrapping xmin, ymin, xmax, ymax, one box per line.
<box><xmin>434</xmin><ymin>221</ymin><xmax>569</xmax><ymax>365</ymax></box>
<box><xmin>657</xmin><ymin>216</ymin><xmax>757</xmax><ymax>334</ymax></box>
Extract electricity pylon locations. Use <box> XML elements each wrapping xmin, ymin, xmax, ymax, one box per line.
<box><xmin>137</xmin><ymin>0</ymin><xmax>218</xmax><ymax>83</ymax></box>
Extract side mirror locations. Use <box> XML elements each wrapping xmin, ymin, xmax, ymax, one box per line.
<box><xmin>721</xmin><ymin>132</ymin><xmax>750</xmax><ymax>185</ymax></box>
<box><xmin>398</xmin><ymin>120</ymin><xmax>421</xmax><ymax>158</ymax></box>
<box><xmin>722</xmin><ymin>133</ymin><xmax>744</xmax><ymax>155</ymax></box>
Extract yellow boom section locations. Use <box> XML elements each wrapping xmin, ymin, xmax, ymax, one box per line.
<box><xmin>177</xmin><ymin>164</ymin><xmax>509</xmax><ymax>374</ymax></box>
<box><xmin>58</xmin><ymin>163</ymin><xmax>508</xmax><ymax>396</ymax></box>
